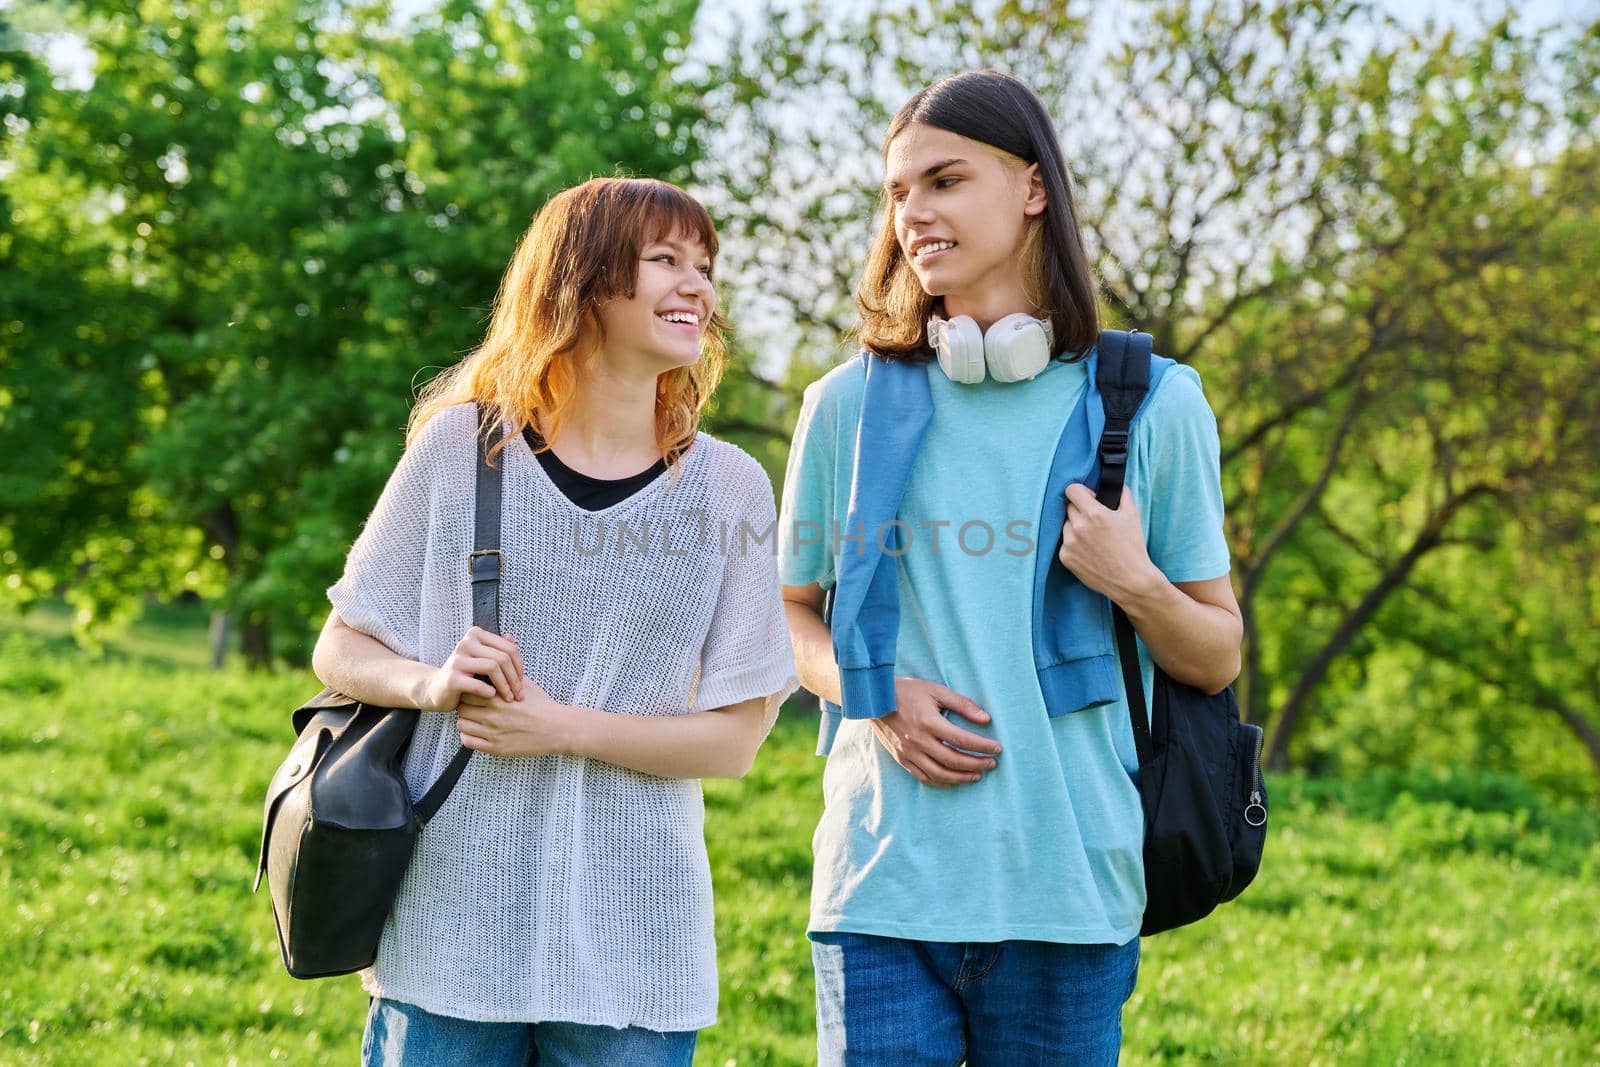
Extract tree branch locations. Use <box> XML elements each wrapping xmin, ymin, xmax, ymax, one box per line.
<box><xmin>1239</xmin><ymin>374</ymin><xmax>1370</xmax><ymax>603</ymax></box>
<box><xmin>1265</xmin><ymin>481</ymin><xmax>1504</xmax><ymax>769</ymax></box>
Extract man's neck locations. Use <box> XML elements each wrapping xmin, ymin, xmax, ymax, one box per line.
<box><xmin>939</xmin><ymin>276</ymin><xmax>1040</xmax><ymax>332</ymax></box>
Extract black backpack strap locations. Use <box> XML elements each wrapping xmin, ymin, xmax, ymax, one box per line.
<box><xmin>1112</xmin><ymin>601</ymin><xmax>1153</xmax><ymax>767</ymax></box>
<box><xmin>1094</xmin><ymin>331</ymin><xmax>1156</xmax><ymax>767</ymax></box>
<box><xmin>1094</xmin><ymin>329</ymin><xmax>1151</xmax><ymax>510</ymax></box>
<box><xmin>414</xmin><ymin>404</ymin><xmax>504</xmax><ymax>823</ymax></box>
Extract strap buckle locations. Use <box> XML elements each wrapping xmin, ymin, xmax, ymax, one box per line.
<box><xmin>1099</xmin><ymin>428</ymin><xmax>1130</xmax><ymax>467</ymax></box>
<box><xmin>467</xmin><ymin>548</ymin><xmax>502</xmax><ymax>582</ymax></box>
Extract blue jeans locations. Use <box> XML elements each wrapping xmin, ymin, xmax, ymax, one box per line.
<box><xmin>361</xmin><ymin>996</ymin><xmax>698</xmax><ymax>1067</ymax></box>
<box><xmin>811</xmin><ymin>932</ymin><xmax>1140</xmax><ymax>1066</ymax></box>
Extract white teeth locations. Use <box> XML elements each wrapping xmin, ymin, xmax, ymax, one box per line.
<box><xmin>916</xmin><ymin>240</ymin><xmax>955</xmax><ymax>258</ymax></box>
<box><xmin>659</xmin><ymin>312</ymin><xmax>699</xmax><ymax>325</ymax></box>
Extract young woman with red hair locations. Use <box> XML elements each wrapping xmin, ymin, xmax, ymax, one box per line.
<box><xmin>312</xmin><ymin>177</ymin><xmax>798</xmax><ymax>1065</ymax></box>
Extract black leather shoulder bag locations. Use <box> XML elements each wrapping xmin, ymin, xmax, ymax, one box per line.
<box><xmin>1094</xmin><ymin>329</ymin><xmax>1269</xmax><ymax>936</ymax></box>
<box><xmin>252</xmin><ymin>406</ymin><xmax>504</xmax><ymax>979</ymax></box>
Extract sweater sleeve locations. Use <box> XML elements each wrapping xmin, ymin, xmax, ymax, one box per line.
<box><xmin>326</xmin><ymin>412</ymin><xmax>455</xmax><ymax>662</ymax></box>
<box><xmin>688</xmin><ymin>455</ymin><xmax>802</xmax><ymax>715</ymax></box>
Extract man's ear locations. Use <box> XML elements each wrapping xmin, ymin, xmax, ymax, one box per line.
<box><xmin>1023</xmin><ymin>163</ymin><xmax>1048</xmax><ymax>217</ymax></box>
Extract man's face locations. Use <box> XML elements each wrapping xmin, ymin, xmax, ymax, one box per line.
<box><xmin>884</xmin><ymin>123</ymin><xmax>1043</xmax><ymax>301</ymax></box>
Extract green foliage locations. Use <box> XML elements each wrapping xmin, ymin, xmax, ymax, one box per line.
<box><xmin>1</xmin><ymin>609</ymin><xmax>1597</xmax><ymax>1064</ymax></box>
<box><xmin>1</xmin><ymin>0</ymin><xmax>708</xmax><ymax>663</ymax></box>
<box><xmin>4</xmin><ymin>0</ymin><xmax>1598</xmax><ymax>790</ymax></box>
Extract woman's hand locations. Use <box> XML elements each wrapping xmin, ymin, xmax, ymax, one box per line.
<box><xmin>418</xmin><ymin>626</ymin><xmax>525</xmax><ymax>711</ymax></box>
<box><xmin>868</xmin><ymin>676</ymin><xmax>1001</xmax><ymax>787</ymax></box>
<box><xmin>1056</xmin><ymin>483</ymin><xmax>1162</xmax><ymax>603</ymax></box>
<box><xmin>455</xmin><ymin>677</ymin><xmax>581</xmax><ymax>758</ymax></box>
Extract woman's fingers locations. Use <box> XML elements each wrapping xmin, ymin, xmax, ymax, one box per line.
<box><xmin>502</xmin><ymin>634</ymin><xmax>526</xmax><ymax>686</ymax></box>
<box><xmin>456</xmin><ymin>705</ymin><xmax>499</xmax><ymax>739</ymax></box>
<box><xmin>457</xmin><ymin>628</ymin><xmax>524</xmax><ymax>700</ymax></box>
<box><xmin>454</xmin><ymin>666</ymin><xmax>498</xmax><ymax>701</ymax></box>
<box><xmin>468</xmin><ymin>627</ymin><xmax>525</xmax><ymax>689</ymax></box>
<box><xmin>456</xmin><ymin>723</ymin><xmax>492</xmax><ymax>751</ymax></box>
<box><xmin>459</xmin><ymin>654</ymin><xmax>515</xmax><ymax>701</ymax></box>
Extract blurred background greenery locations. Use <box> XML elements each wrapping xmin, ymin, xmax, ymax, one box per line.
<box><xmin>2</xmin><ymin>0</ymin><xmax>1598</xmax><ymax>1062</ymax></box>
<box><xmin>6</xmin><ymin>0</ymin><xmax>1599</xmax><ymax>785</ymax></box>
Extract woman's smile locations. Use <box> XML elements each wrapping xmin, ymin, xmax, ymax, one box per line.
<box><xmin>656</xmin><ymin>308</ymin><xmax>703</xmax><ymax>334</ymax></box>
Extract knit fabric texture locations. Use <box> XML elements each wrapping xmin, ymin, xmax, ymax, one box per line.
<box><xmin>326</xmin><ymin>401</ymin><xmax>800</xmax><ymax>1029</ymax></box>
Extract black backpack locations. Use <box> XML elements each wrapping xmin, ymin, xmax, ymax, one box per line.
<box><xmin>1094</xmin><ymin>329</ymin><xmax>1268</xmax><ymax>935</ymax></box>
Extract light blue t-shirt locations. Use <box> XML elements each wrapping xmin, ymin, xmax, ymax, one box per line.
<box><xmin>777</xmin><ymin>353</ymin><xmax>1231</xmax><ymax>945</ymax></box>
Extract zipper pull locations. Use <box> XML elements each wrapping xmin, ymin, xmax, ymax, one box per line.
<box><xmin>1245</xmin><ymin>790</ymin><xmax>1267</xmax><ymax>828</ymax></box>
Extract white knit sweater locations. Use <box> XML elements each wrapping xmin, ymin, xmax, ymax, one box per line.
<box><xmin>326</xmin><ymin>401</ymin><xmax>800</xmax><ymax>1030</ymax></box>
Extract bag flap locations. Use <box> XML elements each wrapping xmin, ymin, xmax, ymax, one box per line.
<box><xmin>292</xmin><ymin>686</ymin><xmax>360</xmax><ymax>735</ymax></box>
<box><xmin>253</xmin><ymin>723</ymin><xmax>336</xmax><ymax>892</ymax></box>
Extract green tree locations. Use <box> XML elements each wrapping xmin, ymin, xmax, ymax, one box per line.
<box><xmin>3</xmin><ymin>0</ymin><xmax>707</xmax><ymax>665</ymax></box>
<box><xmin>1230</xmin><ymin>25</ymin><xmax>1600</xmax><ymax>769</ymax></box>
<box><xmin>698</xmin><ymin>0</ymin><xmax>1600</xmax><ymax>781</ymax></box>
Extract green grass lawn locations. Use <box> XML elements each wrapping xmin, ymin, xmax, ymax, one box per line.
<box><xmin>1</xmin><ymin>606</ymin><xmax>1596</xmax><ymax>1065</ymax></box>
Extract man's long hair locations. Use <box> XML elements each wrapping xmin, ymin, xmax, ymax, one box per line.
<box><xmin>857</xmin><ymin>70</ymin><xmax>1100</xmax><ymax>363</ymax></box>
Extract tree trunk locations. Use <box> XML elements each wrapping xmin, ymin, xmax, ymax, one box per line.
<box><xmin>208</xmin><ymin>610</ymin><xmax>230</xmax><ymax>669</ymax></box>
<box><xmin>241</xmin><ymin>611</ymin><xmax>272</xmax><ymax>668</ymax></box>
<box><xmin>1238</xmin><ymin>613</ymin><xmax>1264</xmax><ymax>726</ymax></box>
<box><xmin>199</xmin><ymin>500</ymin><xmax>272</xmax><ymax>669</ymax></box>
<box><xmin>1541</xmin><ymin>695</ymin><xmax>1600</xmax><ymax>781</ymax></box>
<box><xmin>1265</xmin><ymin>484</ymin><xmax>1496</xmax><ymax>770</ymax></box>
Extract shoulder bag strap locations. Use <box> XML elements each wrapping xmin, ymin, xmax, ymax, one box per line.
<box><xmin>414</xmin><ymin>404</ymin><xmax>504</xmax><ymax>823</ymax></box>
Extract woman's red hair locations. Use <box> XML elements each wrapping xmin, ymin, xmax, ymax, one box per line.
<box><xmin>409</xmin><ymin>177</ymin><xmax>728</xmax><ymax>468</ymax></box>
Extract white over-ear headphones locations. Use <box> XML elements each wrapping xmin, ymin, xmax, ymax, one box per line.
<box><xmin>926</xmin><ymin>312</ymin><xmax>1055</xmax><ymax>384</ymax></box>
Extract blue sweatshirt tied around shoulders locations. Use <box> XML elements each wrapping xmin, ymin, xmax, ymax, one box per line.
<box><xmin>821</xmin><ymin>342</ymin><xmax>1172</xmax><ymax>741</ymax></box>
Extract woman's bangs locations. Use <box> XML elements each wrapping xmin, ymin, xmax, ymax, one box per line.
<box><xmin>627</xmin><ymin>181</ymin><xmax>720</xmax><ymax>265</ymax></box>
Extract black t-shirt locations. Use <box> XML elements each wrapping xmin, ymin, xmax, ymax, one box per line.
<box><xmin>523</xmin><ymin>426</ymin><xmax>668</xmax><ymax>512</ymax></box>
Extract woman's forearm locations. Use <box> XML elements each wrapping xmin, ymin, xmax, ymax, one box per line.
<box><xmin>563</xmin><ymin>696</ymin><xmax>775</xmax><ymax>779</ymax></box>
<box><xmin>310</xmin><ymin>614</ymin><xmax>437</xmax><ymax>711</ymax></box>
<box><xmin>1116</xmin><ymin>571</ymin><xmax>1242</xmax><ymax>694</ymax></box>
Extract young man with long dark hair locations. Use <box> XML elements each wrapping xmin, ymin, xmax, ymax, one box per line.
<box><xmin>779</xmin><ymin>71</ymin><xmax>1242</xmax><ymax>1064</ymax></box>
